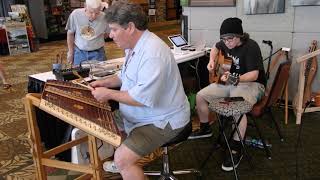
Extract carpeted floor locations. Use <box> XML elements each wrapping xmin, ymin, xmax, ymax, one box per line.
<box><xmin>1</xmin><ymin>20</ymin><xmax>320</xmax><ymax>180</ymax></box>
<box><xmin>146</xmin><ymin>109</ymin><xmax>320</xmax><ymax>180</ymax></box>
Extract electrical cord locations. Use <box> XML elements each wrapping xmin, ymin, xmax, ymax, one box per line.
<box><xmin>80</xmin><ymin>139</ymin><xmax>104</xmax><ymax>160</ymax></box>
<box><xmin>187</xmin><ymin>57</ymin><xmax>202</xmax><ymax>91</ymax></box>
<box><xmin>295</xmin><ymin>99</ymin><xmax>313</xmax><ymax>180</ymax></box>
<box><xmin>195</xmin><ymin>57</ymin><xmax>201</xmax><ymax>90</ymax></box>
<box><xmin>193</xmin><ymin>51</ymin><xmax>211</xmax><ymax>91</ymax></box>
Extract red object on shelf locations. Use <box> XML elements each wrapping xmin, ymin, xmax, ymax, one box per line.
<box><xmin>52</xmin><ymin>7</ymin><xmax>62</xmax><ymax>15</ymax></box>
<box><xmin>0</xmin><ymin>28</ymin><xmax>7</xmax><ymax>44</ymax></box>
<box><xmin>26</xmin><ymin>26</ymin><xmax>36</xmax><ymax>52</ymax></box>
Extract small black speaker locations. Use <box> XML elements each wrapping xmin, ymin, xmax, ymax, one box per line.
<box><xmin>53</xmin><ymin>67</ymin><xmax>90</xmax><ymax>81</ymax></box>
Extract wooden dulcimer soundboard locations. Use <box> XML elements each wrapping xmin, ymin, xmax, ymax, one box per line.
<box><xmin>39</xmin><ymin>80</ymin><xmax>121</xmax><ymax>147</ymax></box>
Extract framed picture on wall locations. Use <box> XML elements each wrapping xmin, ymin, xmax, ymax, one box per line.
<box><xmin>292</xmin><ymin>0</ymin><xmax>320</xmax><ymax>6</ymax></box>
<box><xmin>5</xmin><ymin>21</ymin><xmax>30</xmax><ymax>55</ymax></box>
<box><xmin>189</xmin><ymin>0</ymin><xmax>236</xmax><ymax>7</ymax></box>
<box><xmin>244</xmin><ymin>0</ymin><xmax>285</xmax><ymax>15</ymax></box>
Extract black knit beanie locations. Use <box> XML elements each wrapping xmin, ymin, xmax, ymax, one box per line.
<box><xmin>220</xmin><ymin>17</ymin><xmax>243</xmax><ymax>38</ymax></box>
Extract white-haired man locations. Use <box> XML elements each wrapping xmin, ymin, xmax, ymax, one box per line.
<box><xmin>66</xmin><ymin>0</ymin><xmax>109</xmax><ymax>66</ymax></box>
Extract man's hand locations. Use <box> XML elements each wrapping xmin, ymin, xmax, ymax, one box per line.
<box><xmin>91</xmin><ymin>87</ymin><xmax>113</xmax><ymax>102</ymax></box>
<box><xmin>67</xmin><ymin>51</ymin><xmax>74</xmax><ymax>65</ymax></box>
<box><xmin>90</xmin><ymin>80</ymin><xmax>107</xmax><ymax>88</ymax></box>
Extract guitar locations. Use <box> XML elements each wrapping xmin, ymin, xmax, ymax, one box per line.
<box><xmin>293</xmin><ymin>40</ymin><xmax>318</xmax><ymax>108</ymax></box>
<box><xmin>209</xmin><ymin>50</ymin><xmax>232</xmax><ymax>83</ymax></box>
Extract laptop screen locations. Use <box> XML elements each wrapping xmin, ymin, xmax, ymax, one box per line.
<box><xmin>168</xmin><ymin>34</ymin><xmax>188</xmax><ymax>47</ymax></box>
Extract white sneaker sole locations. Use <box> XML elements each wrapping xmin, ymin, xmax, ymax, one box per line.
<box><xmin>103</xmin><ymin>161</ymin><xmax>120</xmax><ymax>173</ymax></box>
<box><xmin>188</xmin><ymin>133</ymin><xmax>213</xmax><ymax>140</ymax></box>
<box><xmin>221</xmin><ymin>155</ymin><xmax>243</xmax><ymax>172</ymax></box>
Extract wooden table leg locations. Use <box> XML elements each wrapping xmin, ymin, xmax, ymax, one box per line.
<box><xmin>24</xmin><ymin>95</ymin><xmax>47</xmax><ymax>180</ymax></box>
<box><xmin>88</xmin><ymin>135</ymin><xmax>103</xmax><ymax>180</ymax></box>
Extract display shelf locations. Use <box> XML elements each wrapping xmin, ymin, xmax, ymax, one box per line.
<box><xmin>44</xmin><ymin>0</ymin><xmax>71</xmax><ymax>38</ymax></box>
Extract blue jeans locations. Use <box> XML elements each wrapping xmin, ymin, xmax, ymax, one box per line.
<box><xmin>73</xmin><ymin>46</ymin><xmax>106</xmax><ymax>65</ymax></box>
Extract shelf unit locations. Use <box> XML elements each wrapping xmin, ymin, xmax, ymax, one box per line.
<box><xmin>44</xmin><ymin>0</ymin><xmax>71</xmax><ymax>38</ymax></box>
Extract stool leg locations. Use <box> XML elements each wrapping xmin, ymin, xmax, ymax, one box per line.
<box><xmin>159</xmin><ymin>175</ymin><xmax>177</xmax><ymax>180</ymax></box>
<box><xmin>231</xmin><ymin>116</ymin><xmax>254</xmax><ymax>169</ymax></box>
<box><xmin>218</xmin><ymin>115</ymin><xmax>228</xmax><ymax>145</ymax></box>
<box><xmin>217</xmin><ymin>116</ymin><xmax>239</xmax><ymax>180</ymax></box>
<box><xmin>160</xmin><ymin>147</ymin><xmax>178</xmax><ymax>180</ymax></box>
<box><xmin>252</xmin><ymin>117</ymin><xmax>272</xmax><ymax>159</ymax></box>
<box><xmin>228</xmin><ymin>115</ymin><xmax>242</xmax><ymax>143</ymax></box>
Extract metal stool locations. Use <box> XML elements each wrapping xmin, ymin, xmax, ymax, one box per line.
<box><xmin>203</xmin><ymin>97</ymin><xmax>253</xmax><ymax>180</ymax></box>
<box><xmin>144</xmin><ymin>122</ymin><xmax>201</xmax><ymax>180</ymax></box>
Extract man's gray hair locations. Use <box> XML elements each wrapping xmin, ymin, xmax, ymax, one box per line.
<box><xmin>105</xmin><ymin>1</ymin><xmax>148</xmax><ymax>30</ymax></box>
<box><xmin>86</xmin><ymin>0</ymin><xmax>102</xmax><ymax>9</ymax></box>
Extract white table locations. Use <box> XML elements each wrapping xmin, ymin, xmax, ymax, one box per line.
<box><xmin>173</xmin><ymin>50</ymin><xmax>206</xmax><ymax>64</ymax></box>
<box><xmin>29</xmin><ymin>50</ymin><xmax>207</xmax><ymax>82</ymax></box>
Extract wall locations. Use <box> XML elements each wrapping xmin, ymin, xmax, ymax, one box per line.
<box><xmin>183</xmin><ymin>0</ymin><xmax>320</xmax><ymax>100</ymax></box>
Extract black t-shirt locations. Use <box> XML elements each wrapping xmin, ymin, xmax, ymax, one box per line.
<box><xmin>216</xmin><ymin>39</ymin><xmax>267</xmax><ymax>87</ymax></box>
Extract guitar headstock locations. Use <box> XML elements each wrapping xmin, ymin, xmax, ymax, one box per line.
<box><xmin>227</xmin><ymin>73</ymin><xmax>240</xmax><ymax>86</ymax></box>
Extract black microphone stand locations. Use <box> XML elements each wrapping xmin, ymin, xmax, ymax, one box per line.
<box><xmin>264</xmin><ymin>41</ymin><xmax>273</xmax><ymax>80</ymax></box>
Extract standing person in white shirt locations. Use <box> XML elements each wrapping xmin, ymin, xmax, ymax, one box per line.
<box><xmin>66</xmin><ymin>0</ymin><xmax>109</xmax><ymax>66</ymax></box>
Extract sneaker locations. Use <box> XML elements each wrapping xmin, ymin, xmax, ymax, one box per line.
<box><xmin>188</xmin><ymin>128</ymin><xmax>213</xmax><ymax>139</ymax></box>
<box><xmin>103</xmin><ymin>161</ymin><xmax>119</xmax><ymax>173</ymax></box>
<box><xmin>221</xmin><ymin>150</ymin><xmax>243</xmax><ymax>171</ymax></box>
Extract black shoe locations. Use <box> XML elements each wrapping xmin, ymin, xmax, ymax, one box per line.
<box><xmin>188</xmin><ymin>128</ymin><xmax>213</xmax><ymax>139</ymax></box>
<box><xmin>221</xmin><ymin>150</ymin><xmax>243</xmax><ymax>171</ymax></box>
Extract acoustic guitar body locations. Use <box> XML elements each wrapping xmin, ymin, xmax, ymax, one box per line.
<box><xmin>209</xmin><ymin>50</ymin><xmax>232</xmax><ymax>83</ymax></box>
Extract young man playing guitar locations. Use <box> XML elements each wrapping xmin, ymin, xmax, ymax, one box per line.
<box><xmin>189</xmin><ymin>17</ymin><xmax>267</xmax><ymax>171</ymax></box>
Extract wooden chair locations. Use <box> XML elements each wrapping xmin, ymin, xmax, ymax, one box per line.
<box><xmin>249</xmin><ymin>61</ymin><xmax>291</xmax><ymax>159</ymax></box>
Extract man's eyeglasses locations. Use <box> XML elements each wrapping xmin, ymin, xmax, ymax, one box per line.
<box><xmin>220</xmin><ymin>36</ymin><xmax>235</xmax><ymax>43</ymax></box>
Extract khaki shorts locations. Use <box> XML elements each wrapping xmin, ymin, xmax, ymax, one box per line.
<box><xmin>123</xmin><ymin>123</ymin><xmax>184</xmax><ymax>157</ymax></box>
<box><xmin>197</xmin><ymin>82</ymin><xmax>265</xmax><ymax>105</ymax></box>
<box><xmin>113</xmin><ymin>111</ymin><xmax>185</xmax><ymax>157</ymax></box>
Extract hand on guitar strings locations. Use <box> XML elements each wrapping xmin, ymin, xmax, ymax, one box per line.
<box><xmin>221</xmin><ymin>71</ymin><xmax>240</xmax><ymax>86</ymax></box>
<box><xmin>220</xmin><ymin>71</ymin><xmax>230</xmax><ymax>82</ymax></box>
<box><xmin>207</xmin><ymin>60</ymin><xmax>216</xmax><ymax>72</ymax></box>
